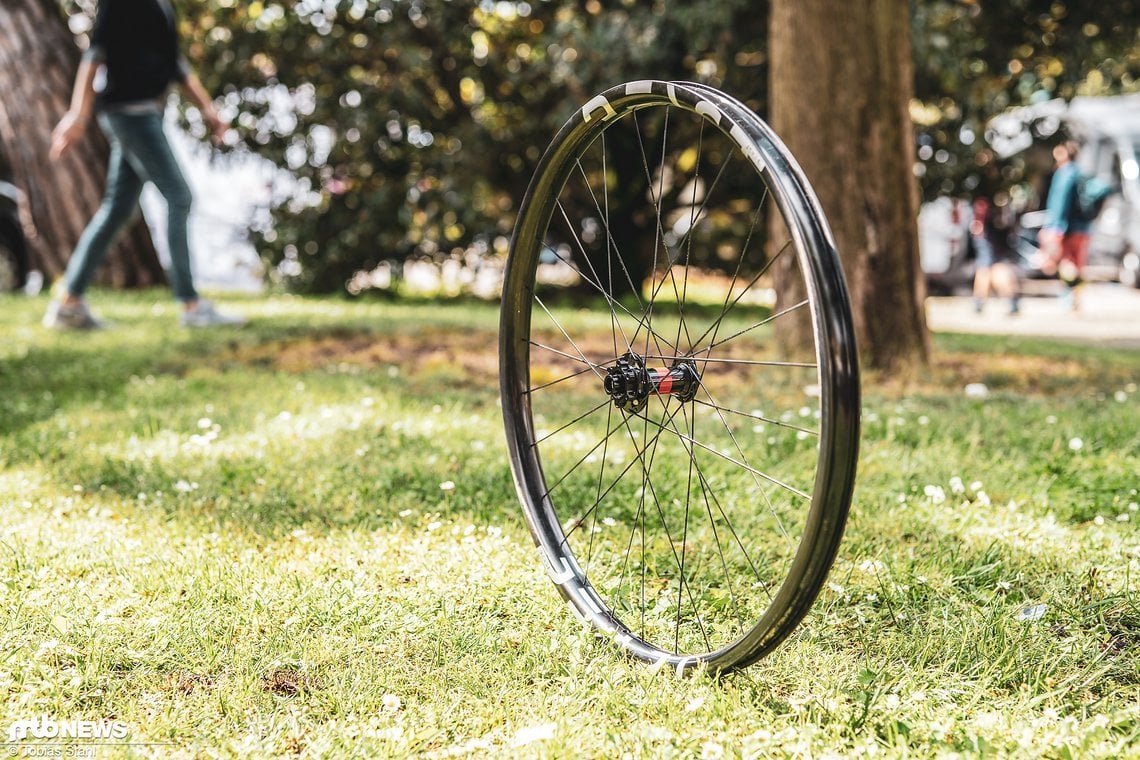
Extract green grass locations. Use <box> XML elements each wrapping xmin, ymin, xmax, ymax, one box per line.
<box><xmin>1</xmin><ymin>290</ymin><xmax>1138</xmax><ymax>758</ymax></box>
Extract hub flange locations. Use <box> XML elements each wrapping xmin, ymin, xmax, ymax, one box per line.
<box><xmin>603</xmin><ymin>351</ymin><xmax>700</xmax><ymax>412</ymax></box>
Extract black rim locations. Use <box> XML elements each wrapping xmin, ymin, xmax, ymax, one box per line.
<box><xmin>501</xmin><ymin>81</ymin><xmax>859</xmax><ymax>673</ymax></box>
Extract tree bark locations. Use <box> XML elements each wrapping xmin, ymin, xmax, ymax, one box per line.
<box><xmin>0</xmin><ymin>0</ymin><xmax>164</xmax><ymax>288</ymax></box>
<box><xmin>770</xmin><ymin>0</ymin><xmax>929</xmax><ymax>370</ymax></box>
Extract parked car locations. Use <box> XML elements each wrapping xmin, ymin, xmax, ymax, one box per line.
<box><xmin>0</xmin><ymin>180</ymin><xmax>30</xmax><ymax>292</ymax></box>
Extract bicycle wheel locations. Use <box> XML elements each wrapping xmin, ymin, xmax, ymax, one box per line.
<box><xmin>500</xmin><ymin>81</ymin><xmax>859</xmax><ymax>674</ymax></box>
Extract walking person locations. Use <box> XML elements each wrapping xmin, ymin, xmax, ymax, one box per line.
<box><xmin>44</xmin><ymin>0</ymin><xmax>245</xmax><ymax>329</ymax></box>
<box><xmin>1039</xmin><ymin>141</ymin><xmax>1090</xmax><ymax>311</ymax></box>
<box><xmin>969</xmin><ymin>196</ymin><xmax>1021</xmax><ymax>315</ymax></box>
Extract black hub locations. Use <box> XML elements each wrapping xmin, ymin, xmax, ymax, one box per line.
<box><xmin>603</xmin><ymin>352</ymin><xmax>700</xmax><ymax>412</ymax></box>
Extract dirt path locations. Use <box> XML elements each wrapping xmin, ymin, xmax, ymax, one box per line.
<box><xmin>925</xmin><ymin>282</ymin><xmax>1140</xmax><ymax>349</ymax></box>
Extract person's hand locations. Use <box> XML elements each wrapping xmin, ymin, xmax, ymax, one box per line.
<box><xmin>202</xmin><ymin>107</ymin><xmax>230</xmax><ymax>145</ymax></box>
<box><xmin>50</xmin><ymin>111</ymin><xmax>88</xmax><ymax>160</ymax></box>
<box><xmin>1036</xmin><ymin>228</ymin><xmax>1062</xmax><ymax>274</ymax></box>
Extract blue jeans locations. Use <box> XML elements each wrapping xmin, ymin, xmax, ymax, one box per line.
<box><xmin>64</xmin><ymin>109</ymin><xmax>198</xmax><ymax>302</ymax></box>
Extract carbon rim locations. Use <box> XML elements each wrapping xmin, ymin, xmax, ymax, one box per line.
<box><xmin>500</xmin><ymin>81</ymin><xmax>859</xmax><ymax>673</ymax></box>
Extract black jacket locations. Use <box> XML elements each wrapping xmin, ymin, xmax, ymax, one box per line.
<box><xmin>87</xmin><ymin>0</ymin><xmax>188</xmax><ymax>107</ymax></box>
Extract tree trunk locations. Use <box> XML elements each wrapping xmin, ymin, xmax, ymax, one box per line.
<box><xmin>0</xmin><ymin>0</ymin><xmax>164</xmax><ymax>288</ymax></box>
<box><xmin>770</xmin><ymin>0</ymin><xmax>929</xmax><ymax>370</ymax></box>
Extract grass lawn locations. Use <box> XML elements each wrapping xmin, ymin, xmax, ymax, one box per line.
<box><xmin>1</xmin><ymin>291</ymin><xmax>1137</xmax><ymax>758</ymax></box>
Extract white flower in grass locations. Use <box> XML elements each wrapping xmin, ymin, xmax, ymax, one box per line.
<box><xmin>439</xmin><ymin>481</ymin><xmax>456</xmax><ymax>492</ymax></box>
<box><xmin>510</xmin><ymin>723</ymin><xmax>556</xmax><ymax>747</ymax></box>
<box><xmin>1116</xmin><ymin>391</ymin><xmax>1128</xmax><ymax>402</ymax></box>
<box><xmin>381</xmin><ymin>693</ymin><xmax>402</xmax><ymax>712</ymax></box>
<box><xmin>964</xmin><ymin>383</ymin><xmax>989</xmax><ymax>398</ymax></box>
<box><xmin>700</xmin><ymin>741</ymin><xmax>724</xmax><ymax>759</ymax></box>
<box><xmin>1068</xmin><ymin>437</ymin><xmax>1084</xmax><ymax>452</ymax></box>
<box><xmin>1046</xmin><ymin>415</ymin><xmax>1057</xmax><ymax>424</ymax></box>
<box><xmin>197</xmin><ymin>417</ymin><xmax>212</xmax><ymax>429</ymax></box>
<box><xmin>174</xmin><ymin>480</ymin><xmax>198</xmax><ymax>493</ymax></box>
<box><xmin>858</xmin><ymin>559</ymin><xmax>885</xmax><ymax>575</ymax></box>
<box><xmin>923</xmin><ymin>485</ymin><xmax>946</xmax><ymax>504</ymax></box>
<box><xmin>976</xmin><ymin>490</ymin><xmax>992</xmax><ymax>507</ymax></box>
<box><xmin>970</xmin><ymin>481</ymin><xmax>984</xmax><ymax>492</ymax></box>
<box><xmin>949</xmin><ymin>476</ymin><xmax>965</xmax><ymax>494</ymax></box>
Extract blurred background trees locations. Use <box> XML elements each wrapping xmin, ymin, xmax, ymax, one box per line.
<box><xmin>0</xmin><ymin>0</ymin><xmax>1136</xmax><ymax>365</ymax></box>
<box><xmin>176</xmin><ymin>0</ymin><xmax>767</xmax><ymax>294</ymax></box>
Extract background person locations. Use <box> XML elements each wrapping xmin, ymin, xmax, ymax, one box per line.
<box><xmin>969</xmin><ymin>196</ymin><xmax>1021</xmax><ymax>315</ymax></box>
<box><xmin>44</xmin><ymin>0</ymin><xmax>245</xmax><ymax>329</ymax></box>
<box><xmin>1038</xmin><ymin>140</ymin><xmax>1089</xmax><ymax>311</ymax></box>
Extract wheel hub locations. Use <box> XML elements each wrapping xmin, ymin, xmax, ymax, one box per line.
<box><xmin>603</xmin><ymin>351</ymin><xmax>700</xmax><ymax>412</ymax></box>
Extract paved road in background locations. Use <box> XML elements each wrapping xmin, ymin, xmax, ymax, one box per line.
<box><xmin>925</xmin><ymin>282</ymin><xmax>1140</xmax><ymax>349</ymax></box>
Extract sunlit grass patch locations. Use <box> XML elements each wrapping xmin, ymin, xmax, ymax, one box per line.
<box><xmin>0</xmin><ymin>292</ymin><xmax>1137</xmax><ymax>757</ymax></box>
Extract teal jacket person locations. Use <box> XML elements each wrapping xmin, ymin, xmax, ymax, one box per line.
<box><xmin>1043</xmin><ymin>160</ymin><xmax>1092</xmax><ymax>235</ymax></box>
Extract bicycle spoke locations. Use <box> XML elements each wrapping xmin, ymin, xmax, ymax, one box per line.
<box><xmin>687</xmin><ymin>237</ymin><xmax>794</xmax><ymax>355</ymax></box>
<box><xmin>534</xmin><ymin>294</ymin><xmax>608</xmax><ymax>381</ymax></box>
<box><xmin>527</xmin><ymin>339</ymin><xmax>605</xmax><ymax>371</ymax></box>
<box><xmin>697</xmin><ymin>298</ymin><xmax>810</xmax><ymax>358</ymax></box>
<box><xmin>645</xmin><ymin>354</ymin><xmax>818</xmax><ymax>370</ymax></box>
<box><xmin>545</xmin><ymin>209</ymin><xmax>680</xmax><ymax>358</ymax></box>
<box><xmin>632</xmin><ymin>411</ymin><xmax>811</xmax><ymax>501</ymax></box>
<box><xmin>692</xmin><ymin>398</ymin><xmax>819</xmax><ymax>437</ymax></box>
<box><xmin>616</xmin><ymin>405</ymin><xmax>712</xmax><ymax>651</ymax></box>
<box><xmin>533</xmin><ymin>399</ymin><xmax>612</xmax><ymax>445</ymax></box>
<box><xmin>523</xmin><ymin>364</ymin><xmax>602</xmax><ymax>395</ymax></box>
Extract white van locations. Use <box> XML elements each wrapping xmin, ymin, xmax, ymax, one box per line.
<box><xmin>1067</xmin><ymin>95</ymin><xmax>1140</xmax><ymax>287</ymax></box>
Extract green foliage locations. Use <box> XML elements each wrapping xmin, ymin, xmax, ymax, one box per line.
<box><xmin>167</xmin><ymin>0</ymin><xmax>764</xmax><ymax>293</ymax></box>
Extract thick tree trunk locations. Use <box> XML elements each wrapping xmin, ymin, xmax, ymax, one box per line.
<box><xmin>0</xmin><ymin>0</ymin><xmax>164</xmax><ymax>288</ymax></box>
<box><xmin>770</xmin><ymin>0</ymin><xmax>929</xmax><ymax>370</ymax></box>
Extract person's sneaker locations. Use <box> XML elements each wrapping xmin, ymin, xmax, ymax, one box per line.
<box><xmin>43</xmin><ymin>299</ymin><xmax>105</xmax><ymax>330</ymax></box>
<box><xmin>181</xmin><ymin>299</ymin><xmax>247</xmax><ymax>328</ymax></box>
